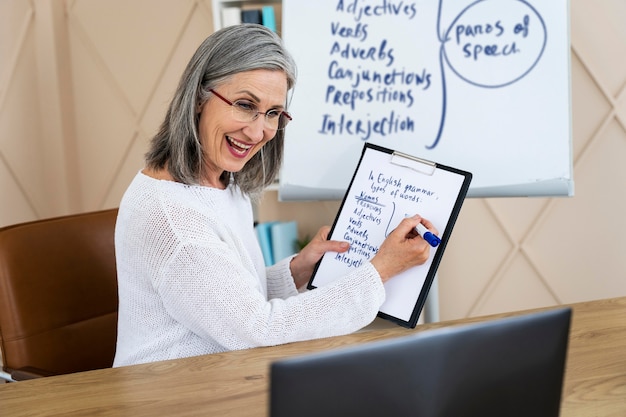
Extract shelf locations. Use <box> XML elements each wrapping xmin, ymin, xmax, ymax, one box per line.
<box><xmin>212</xmin><ymin>0</ymin><xmax>282</xmax><ymax>34</ymax></box>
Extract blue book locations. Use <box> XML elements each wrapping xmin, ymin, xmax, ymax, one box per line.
<box><xmin>262</xmin><ymin>6</ymin><xmax>277</xmax><ymax>32</ymax></box>
<box><xmin>255</xmin><ymin>221</ymin><xmax>278</xmax><ymax>266</ymax></box>
<box><xmin>270</xmin><ymin>221</ymin><xmax>298</xmax><ymax>263</ymax></box>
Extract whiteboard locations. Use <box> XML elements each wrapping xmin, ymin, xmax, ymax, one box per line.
<box><xmin>279</xmin><ymin>0</ymin><xmax>572</xmax><ymax>199</ymax></box>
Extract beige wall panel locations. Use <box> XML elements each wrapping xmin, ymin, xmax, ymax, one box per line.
<box><xmin>70</xmin><ymin>0</ymin><xmax>197</xmax><ymax>114</ymax></box>
<box><xmin>526</xmin><ymin>118</ymin><xmax>626</xmax><ymax>303</ymax></box>
<box><xmin>68</xmin><ymin>31</ymin><xmax>138</xmax><ymax>210</ymax></box>
<box><xmin>437</xmin><ymin>199</ymin><xmax>515</xmax><ymax>319</ymax></box>
<box><xmin>486</xmin><ymin>197</ymin><xmax>549</xmax><ymax>244</ymax></box>
<box><xmin>0</xmin><ymin>161</ymin><xmax>38</xmax><ymax>226</ymax></box>
<box><xmin>571</xmin><ymin>1</ymin><xmax>626</xmax><ymax>97</ymax></box>
<box><xmin>0</xmin><ymin>30</ymin><xmax>46</xmax><ymax>219</ymax></box>
<box><xmin>472</xmin><ymin>254</ymin><xmax>558</xmax><ymax>317</ymax></box>
<box><xmin>1</xmin><ymin>2</ymin><xmax>48</xmax><ymax>226</ymax></box>
<box><xmin>570</xmin><ymin>52</ymin><xmax>611</xmax><ymax>161</ymax></box>
<box><xmin>0</xmin><ymin>1</ymin><xmax>32</xmax><ymax>83</ymax></box>
<box><xmin>617</xmin><ymin>95</ymin><xmax>626</xmax><ymax>133</ymax></box>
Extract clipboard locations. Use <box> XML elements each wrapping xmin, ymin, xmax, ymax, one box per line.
<box><xmin>308</xmin><ymin>143</ymin><xmax>472</xmax><ymax>328</ymax></box>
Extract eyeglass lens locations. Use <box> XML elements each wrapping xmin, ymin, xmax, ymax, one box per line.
<box><xmin>209</xmin><ymin>89</ymin><xmax>291</xmax><ymax>130</ymax></box>
<box><xmin>231</xmin><ymin>102</ymin><xmax>290</xmax><ymax>130</ymax></box>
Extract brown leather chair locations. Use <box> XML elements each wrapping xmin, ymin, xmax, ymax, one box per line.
<box><xmin>0</xmin><ymin>209</ymin><xmax>118</xmax><ymax>381</ymax></box>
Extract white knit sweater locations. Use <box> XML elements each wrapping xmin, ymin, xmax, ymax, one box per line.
<box><xmin>113</xmin><ymin>172</ymin><xmax>386</xmax><ymax>366</ymax></box>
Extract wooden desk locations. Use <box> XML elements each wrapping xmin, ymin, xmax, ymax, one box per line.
<box><xmin>1</xmin><ymin>297</ymin><xmax>625</xmax><ymax>416</ymax></box>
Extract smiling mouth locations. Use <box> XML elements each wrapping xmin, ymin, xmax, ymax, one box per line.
<box><xmin>227</xmin><ymin>136</ymin><xmax>252</xmax><ymax>155</ymax></box>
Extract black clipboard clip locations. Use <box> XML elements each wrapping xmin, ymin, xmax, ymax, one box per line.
<box><xmin>390</xmin><ymin>151</ymin><xmax>437</xmax><ymax>176</ymax></box>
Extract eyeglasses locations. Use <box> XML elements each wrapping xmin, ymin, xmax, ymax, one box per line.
<box><xmin>209</xmin><ymin>89</ymin><xmax>292</xmax><ymax>130</ymax></box>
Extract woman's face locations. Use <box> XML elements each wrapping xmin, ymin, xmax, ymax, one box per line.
<box><xmin>198</xmin><ymin>69</ymin><xmax>288</xmax><ymax>188</ymax></box>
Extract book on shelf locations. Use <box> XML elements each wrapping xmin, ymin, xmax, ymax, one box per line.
<box><xmin>261</xmin><ymin>6</ymin><xmax>277</xmax><ymax>32</ymax></box>
<box><xmin>221</xmin><ymin>7</ymin><xmax>242</xmax><ymax>27</ymax></box>
<box><xmin>219</xmin><ymin>5</ymin><xmax>279</xmax><ymax>33</ymax></box>
<box><xmin>241</xmin><ymin>8</ymin><xmax>263</xmax><ymax>24</ymax></box>
<box><xmin>255</xmin><ymin>221</ymin><xmax>298</xmax><ymax>266</ymax></box>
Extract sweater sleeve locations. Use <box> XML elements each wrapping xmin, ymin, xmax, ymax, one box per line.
<box><xmin>155</xmin><ymin>236</ymin><xmax>386</xmax><ymax>351</ymax></box>
<box><xmin>265</xmin><ymin>256</ymin><xmax>299</xmax><ymax>299</ymax></box>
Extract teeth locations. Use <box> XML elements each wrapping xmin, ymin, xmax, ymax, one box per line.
<box><xmin>227</xmin><ymin>136</ymin><xmax>251</xmax><ymax>150</ymax></box>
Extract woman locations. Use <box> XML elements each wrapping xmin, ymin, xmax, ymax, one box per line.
<box><xmin>113</xmin><ymin>24</ymin><xmax>436</xmax><ymax>366</ymax></box>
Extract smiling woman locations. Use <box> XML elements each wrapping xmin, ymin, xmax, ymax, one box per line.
<box><xmin>143</xmin><ymin>24</ymin><xmax>296</xmax><ymax>195</ymax></box>
<box><xmin>112</xmin><ymin>24</ymin><xmax>437</xmax><ymax>367</ymax></box>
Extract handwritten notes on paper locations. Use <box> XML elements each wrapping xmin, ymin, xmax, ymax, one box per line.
<box><xmin>335</xmin><ymin>170</ymin><xmax>437</xmax><ymax>271</ymax></box>
<box><xmin>310</xmin><ymin>145</ymin><xmax>470</xmax><ymax>324</ymax></box>
<box><xmin>281</xmin><ymin>0</ymin><xmax>571</xmax><ymax>199</ymax></box>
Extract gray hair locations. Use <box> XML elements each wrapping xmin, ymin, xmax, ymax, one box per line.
<box><xmin>145</xmin><ymin>24</ymin><xmax>297</xmax><ymax>195</ymax></box>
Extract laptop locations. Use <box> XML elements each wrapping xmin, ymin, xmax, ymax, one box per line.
<box><xmin>270</xmin><ymin>308</ymin><xmax>571</xmax><ymax>417</ymax></box>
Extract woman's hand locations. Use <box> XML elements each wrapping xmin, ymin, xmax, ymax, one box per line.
<box><xmin>371</xmin><ymin>215</ymin><xmax>437</xmax><ymax>283</ymax></box>
<box><xmin>289</xmin><ymin>226</ymin><xmax>350</xmax><ymax>288</ymax></box>
<box><xmin>289</xmin><ymin>215</ymin><xmax>438</xmax><ymax>287</ymax></box>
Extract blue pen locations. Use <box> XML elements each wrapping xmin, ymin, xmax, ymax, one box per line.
<box><xmin>415</xmin><ymin>223</ymin><xmax>441</xmax><ymax>247</ymax></box>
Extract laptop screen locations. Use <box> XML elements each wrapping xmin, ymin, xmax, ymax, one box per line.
<box><xmin>270</xmin><ymin>308</ymin><xmax>571</xmax><ymax>417</ymax></box>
